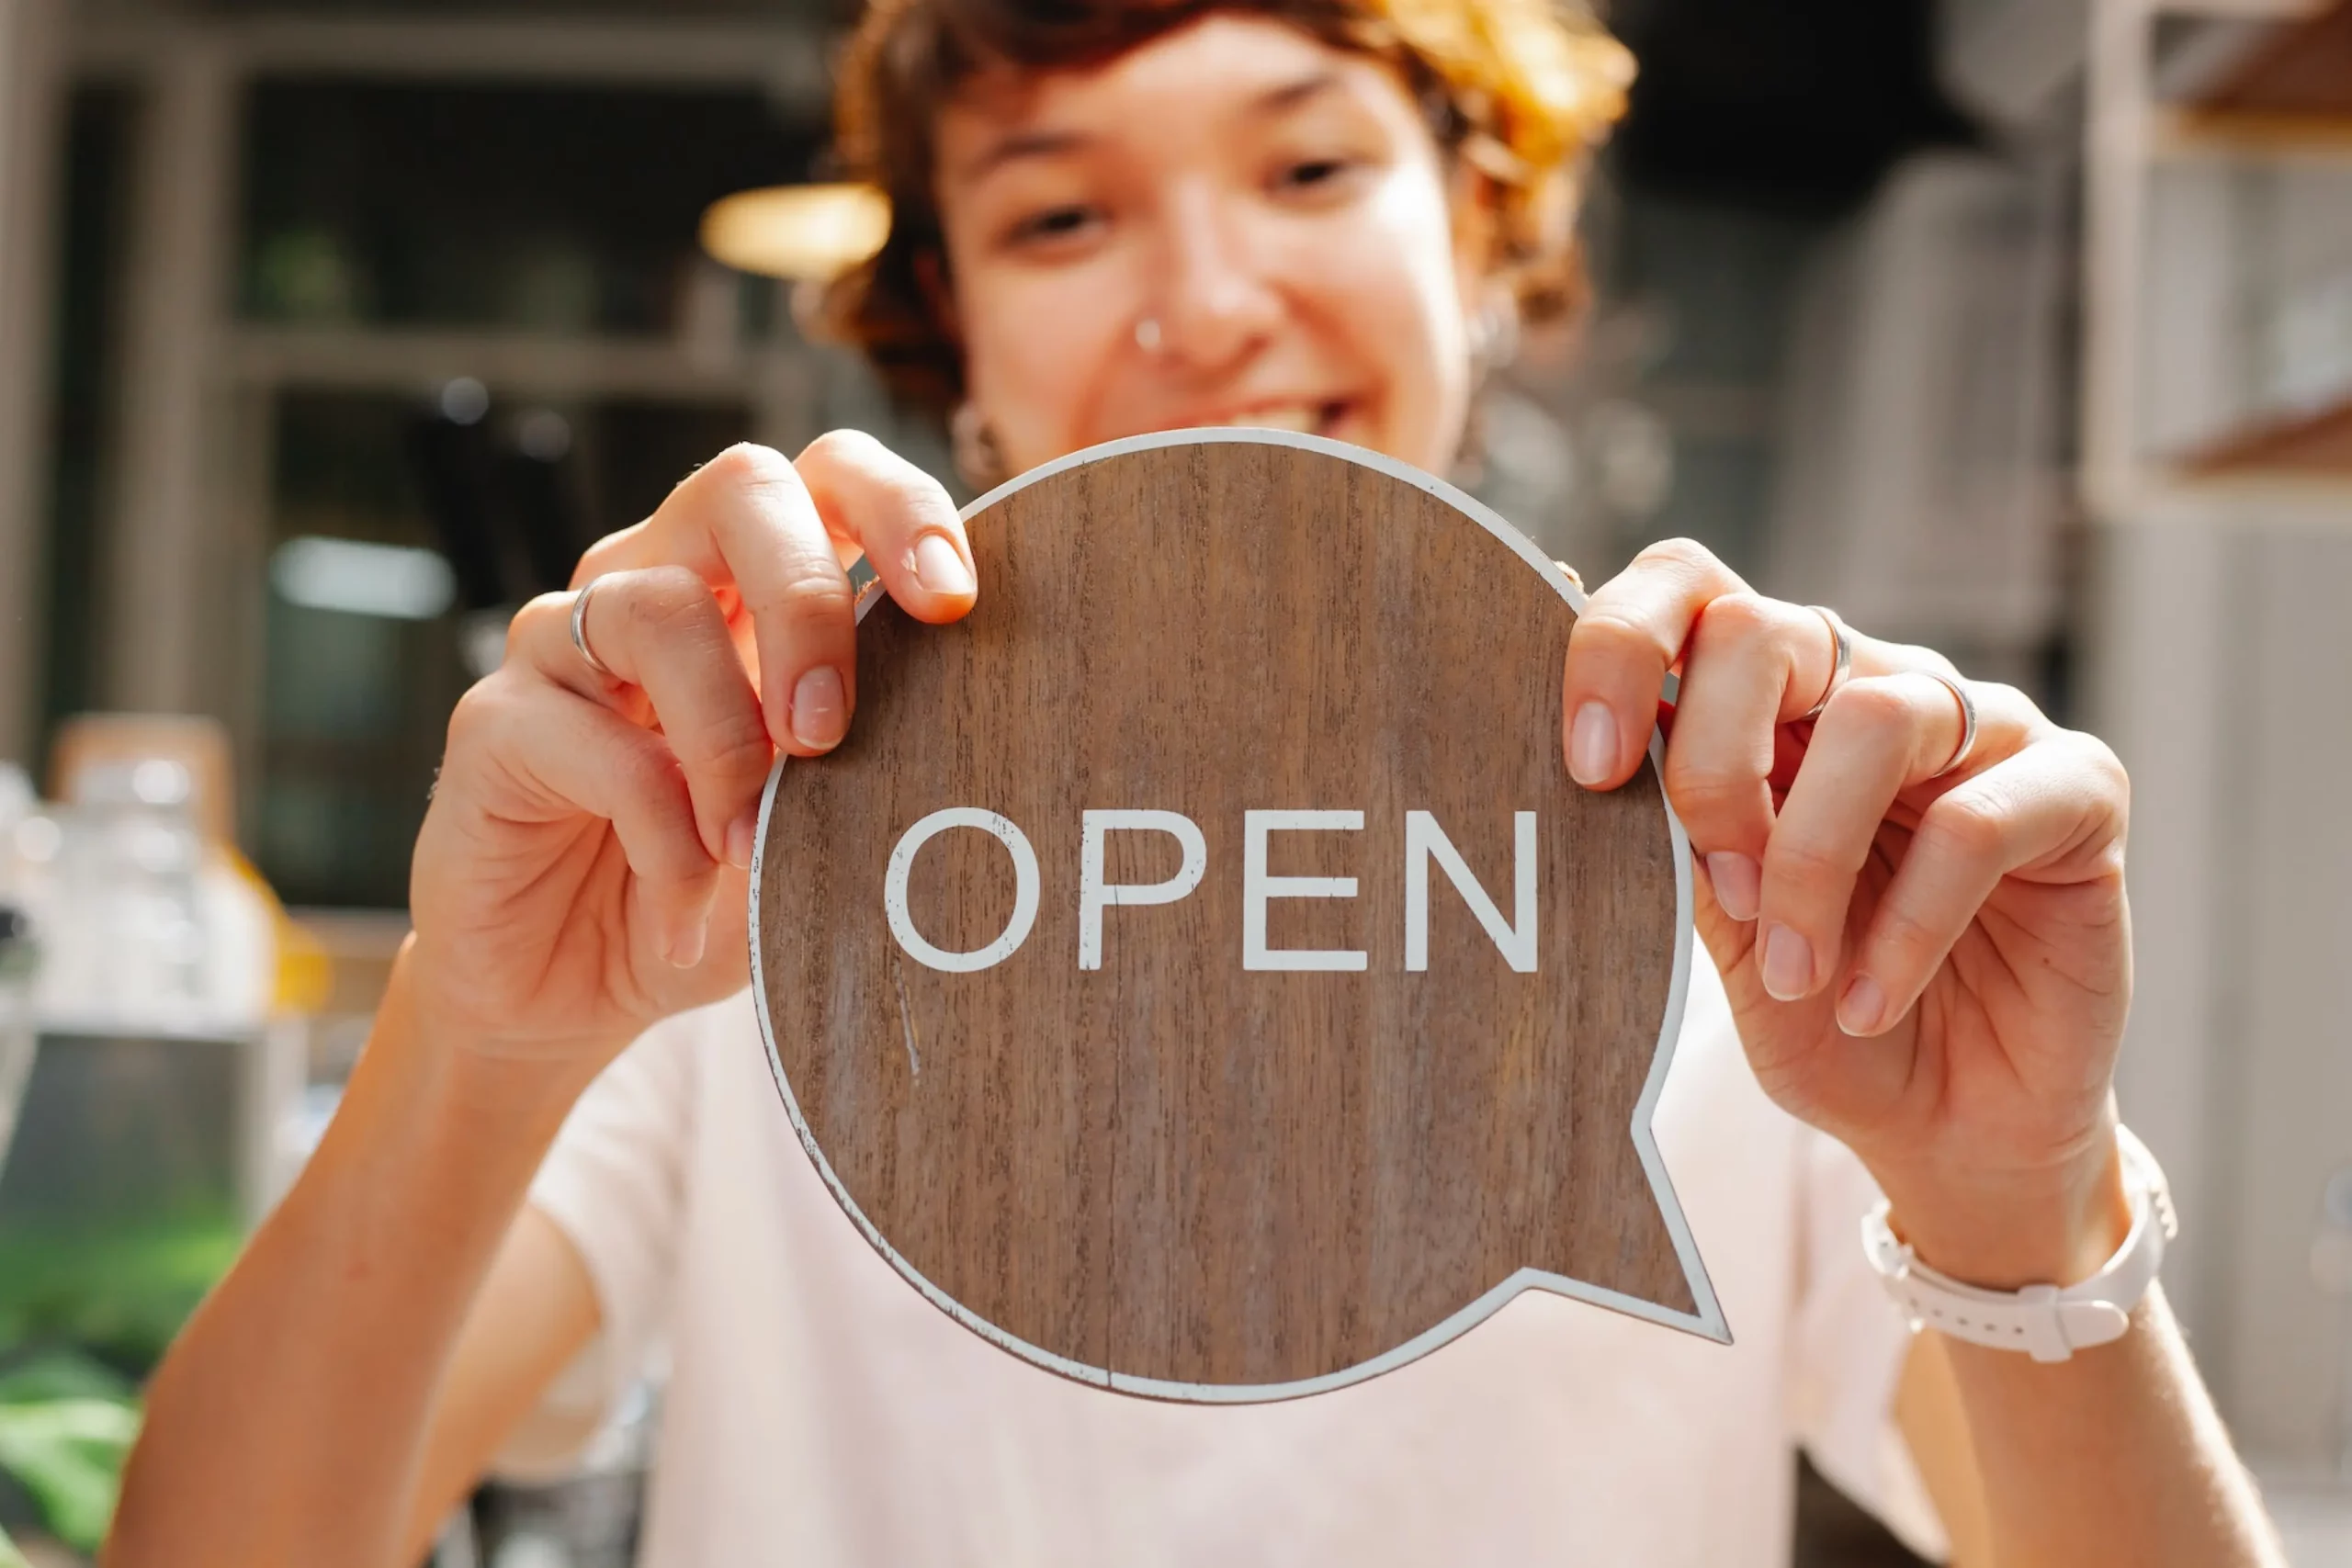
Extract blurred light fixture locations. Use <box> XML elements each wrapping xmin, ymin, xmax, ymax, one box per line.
<box><xmin>516</xmin><ymin>408</ymin><xmax>573</xmax><ymax>462</ymax></box>
<box><xmin>700</xmin><ymin>183</ymin><xmax>890</xmax><ymax>282</ymax></box>
<box><xmin>271</xmin><ymin>536</ymin><xmax>458</xmax><ymax>622</ymax></box>
<box><xmin>438</xmin><ymin>377</ymin><xmax>490</xmax><ymax>426</ymax></box>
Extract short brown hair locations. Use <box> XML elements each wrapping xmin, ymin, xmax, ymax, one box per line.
<box><xmin>817</xmin><ymin>0</ymin><xmax>1634</xmax><ymax>412</ymax></box>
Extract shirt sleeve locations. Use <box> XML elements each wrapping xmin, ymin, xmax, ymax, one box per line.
<box><xmin>1788</xmin><ymin>1125</ymin><xmax>1951</xmax><ymax>1562</ymax></box>
<box><xmin>491</xmin><ymin>1005</ymin><xmax>703</xmax><ymax>1479</ymax></box>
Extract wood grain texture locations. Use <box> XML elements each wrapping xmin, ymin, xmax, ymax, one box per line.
<box><xmin>757</xmin><ymin>437</ymin><xmax>1691</xmax><ymax>1395</ymax></box>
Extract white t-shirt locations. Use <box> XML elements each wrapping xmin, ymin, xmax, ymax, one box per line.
<box><xmin>514</xmin><ymin>952</ymin><xmax>1947</xmax><ymax>1567</ymax></box>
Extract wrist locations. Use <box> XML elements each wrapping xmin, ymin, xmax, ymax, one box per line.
<box><xmin>1871</xmin><ymin>1123</ymin><xmax>2135</xmax><ymax>1291</ymax></box>
<box><xmin>379</xmin><ymin>940</ymin><xmax>608</xmax><ymax>1137</ymax></box>
<box><xmin>395</xmin><ymin>936</ymin><xmax>628</xmax><ymax>1117</ymax></box>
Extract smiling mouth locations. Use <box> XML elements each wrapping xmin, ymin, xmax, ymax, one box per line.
<box><xmin>1175</xmin><ymin>400</ymin><xmax>1352</xmax><ymax>438</ymax></box>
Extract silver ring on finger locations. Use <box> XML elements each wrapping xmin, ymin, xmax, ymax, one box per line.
<box><xmin>570</xmin><ymin>575</ymin><xmax>617</xmax><ymax>682</ymax></box>
<box><xmin>1922</xmin><ymin>670</ymin><xmax>1978</xmax><ymax>779</ymax></box>
<box><xmin>1795</xmin><ymin>605</ymin><xmax>1852</xmax><ymax>723</ymax></box>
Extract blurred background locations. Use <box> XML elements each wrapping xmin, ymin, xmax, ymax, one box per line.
<box><xmin>0</xmin><ymin>0</ymin><xmax>2346</xmax><ymax>1562</ymax></box>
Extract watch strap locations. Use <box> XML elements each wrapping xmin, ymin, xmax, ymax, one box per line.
<box><xmin>1860</xmin><ymin>1125</ymin><xmax>2177</xmax><ymax>1364</ymax></box>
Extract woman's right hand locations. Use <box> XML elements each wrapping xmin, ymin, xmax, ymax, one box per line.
<box><xmin>407</xmin><ymin>434</ymin><xmax>978</xmax><ymax>1080</ymax></box>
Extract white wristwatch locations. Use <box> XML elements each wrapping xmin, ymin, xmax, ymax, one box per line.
<box><xmin>1861</xmin><ymin>1125</ymin><xmax>2177</xmax><ymax>1363</ymax></box>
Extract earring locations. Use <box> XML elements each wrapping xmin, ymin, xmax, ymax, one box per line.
<box><xmin>1135</xmin><ymin>316</ymin><xmax>1163</xmax><ymax>354</ymax></box>
<box><xmin>1470</xmin><ymin>290</ymin><xmax>1520</xmax><ymax>373</ymax></box>
<box><xmin>950</xmin><ymin>400</ymin><xmax>1009</xmax><ymax>491</ymax></box>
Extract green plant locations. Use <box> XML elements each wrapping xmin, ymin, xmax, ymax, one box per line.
<box><xmin>0</xmin><ymin>1350</ymin><xmax>141</xmax><ymax>1553</ymax></box>
<box><xmin>0</xmin><ymin>1210</ymin><xmax>243</xmax><ymax>1369</ymax></box>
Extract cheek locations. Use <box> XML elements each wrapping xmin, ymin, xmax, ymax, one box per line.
<box><xmin>1321</xmin><ymin>170</ymin><xmax>1476</xmax><ymax>469</ymax></box>
<box><xmin>956</xmin><ymin>265</ymin><xmax>1129</xmax><ymax>473</ymax></box>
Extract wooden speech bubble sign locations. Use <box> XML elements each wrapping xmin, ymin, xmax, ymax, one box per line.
<box><xmin>752</xmin><ymin>431</ymin><xmax>1725</xmax><ymax>1402</ymax></box>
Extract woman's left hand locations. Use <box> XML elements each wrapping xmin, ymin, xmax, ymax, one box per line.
<box><xmin>1564</xmin><ymin>539</ymin><xmax>2134</xmax><ymax>1289</ymax></box>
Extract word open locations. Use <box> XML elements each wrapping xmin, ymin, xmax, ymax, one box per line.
<box><xmin>881</xmin><ymin>807</ymin><xmax>1540</xmax><ymax>975</ymax></box>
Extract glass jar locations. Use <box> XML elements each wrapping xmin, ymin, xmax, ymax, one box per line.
<box><xmin>33</xmin><ymin>760</ymin><xmax>209</xmax><ymax>1032</ymax></box>
<box><xmin>0</xmin><ymin>763</ymin><xmax>38</xmax><ymax>1173</ymax></box>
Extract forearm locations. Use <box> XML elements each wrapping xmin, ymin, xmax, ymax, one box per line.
<box><xmin>1939</xmin><ymin>1283</ymin><xmax>2282</xmax><ymax>1568</ymax></box>
<box><xmin>1883</xmin><ymin>1137</ymin><xmax>2284</xmax><ymax>1568</ymax></box>
<box><xmin>107</xmin><ymin>946</ymin><xmax>590</xmax><ymax>1568</ymax></box>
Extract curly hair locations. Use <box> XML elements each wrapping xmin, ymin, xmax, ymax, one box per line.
<box><xmin>815</xmin><ymin>0</ymin><xmax>1634</xmax><ymax>412</ymax></box>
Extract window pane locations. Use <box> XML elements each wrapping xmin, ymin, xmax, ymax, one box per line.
<box><xmin>238</xmin><ymin>79</ymin><xmax>820</xmax><ymax>333</ymax></box>
<box><xmin>254</xmin><ymin>389</ymin><xmax>751</xmax><ymax>907</ymax></box>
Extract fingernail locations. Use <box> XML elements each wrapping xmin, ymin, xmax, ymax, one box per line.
<box><xmin>1705</xmin><ymin>852</ymin><xmax>1762</xmax><ymax>922</ymax></box>
<box><xmin>790</xmin><ymin>666</ymin><xmax>847</xmax><ymax>750</ymax></box>
<box><xmin>726</xmin><ymin>808</ymin><xmax>758</xmax><ymax>872</ymax></box>
<box><xmin>1838</xmin><ymin>974</ymin><xmax>1886</xmax><ymax>1036</ymax></box>
<box><xmin>1761</xmin><ymin>923</ymin><xmax>1814</xmax><ymax>1001</ymax></box>
<box><xmin>1569</xmin><ymin>702</ymin><xmax>1619</xmax><ymax>787</ymax></box>
<box><xmin>912</xmin><ymin>534</ymin><xmax>974</xmax><ymax>598</ymax></box>
<box><xmin>669</xmin><ymin>910</ymin><xmax>708</xmax><ymax>970</ymax></box>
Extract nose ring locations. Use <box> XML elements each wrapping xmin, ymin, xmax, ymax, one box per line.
<box><xmin>1135</xmin><ymin>316</ymin><xmax>1162</xmax><ymax>354</ymax></box>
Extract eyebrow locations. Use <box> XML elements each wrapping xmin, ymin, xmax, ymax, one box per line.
<box><xmin>954</xmin><ymin>69</ymin><xmax>1347</xmax><ymax>184</ymax></box>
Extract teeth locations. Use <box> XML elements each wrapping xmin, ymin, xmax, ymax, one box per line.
<box><xmin>1225</xmin><ymin>406</ymin><xmax>1318</xmax><ymax>433</ymax></box>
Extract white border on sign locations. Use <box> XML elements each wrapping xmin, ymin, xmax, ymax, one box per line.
<box><xmin>746</xmin><ymin>427</ymin><xmax>1730</xmax><ymax>1404</ymax></box>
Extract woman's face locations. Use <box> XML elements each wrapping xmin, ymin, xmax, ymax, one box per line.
<box><xmin>933</xmin><ymin>14</ymin><xmax>1490</xmax><ymax>478</ymax></box>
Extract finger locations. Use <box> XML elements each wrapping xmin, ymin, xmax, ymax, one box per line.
<box><xmin>508</xmin><ymin>573</ymin><xmax>773</xmax><ymax>872</ymax></box>
<box><xmin>589</xmin><ymin>444</ymin><xmax>860</xmax><ymax>758</ymax></box>
<box><xmin>1753</xmin><ymin>674</ymin><xmax>2031</xmax><ymax>1004</ymax></box>
<box><xmin>452</xmin><ymin>677</ymin><xmax>719</xmax><ymax>968</ymax></box>
<box><xmin>1660</xmin><ymin>592</ymin><xmax>1840</xmax><ymax>920</ymax></box>
<box><xmin>1564</xmin><ymin>538</ymin><xmax>1754</xmax><ymax>791</ymax></box>
<box><xmin>795</xmin><ymin>429</ymin><xmax>977</xmax><ymax>625</ymax></box>
<box><xmin>1834</xmin><ymin>728</ymin><xmax>2126</xmax><ymax>1038</ymax></box>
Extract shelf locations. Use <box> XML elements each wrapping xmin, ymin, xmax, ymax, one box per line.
<box><xmin>2172</xmin><ymin>0</ymin><xmax>2352</xmax><ymax>144</ymax></box>
<box><xmin>223</xmin><ymin>325</ymin><xmax>775</xmax><ymax>401</ymax></box>
<box><xmin>31</xmin><ymin>1015</ymin><xmax>265</xmax><ymax>1043</ymax></box>
<box><xmin>2178</xmin><ymin>392</ymin><xmax>2352</xmax><ymax>476</ymax></box>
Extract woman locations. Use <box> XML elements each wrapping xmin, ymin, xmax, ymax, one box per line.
<box><xmin>110</xmin><ymin>1</ymin><xmax>2282</xmax><ymax>1564</ymax></box>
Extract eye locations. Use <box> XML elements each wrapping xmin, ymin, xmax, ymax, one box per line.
<box><xmin>1272</xmin><ymin>155</ymin><xmax>1364</xmax><ymax>197</ymax></box>
<box><xmin>1007</xmin><ymin>204</ymin><xmax>1102</xmax><ymax>248</ymax></box>
<box><xmin>1281</xmin><ymin>158</ymin><xmax>1349</xmax><ymax>187</ymax></box>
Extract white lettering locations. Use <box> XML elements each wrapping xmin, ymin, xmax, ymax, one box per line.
<box><xmin>884</xmin><ymin>807</ymin><xmax>1041</xmax><ymax>973</ymax></box>
<box><xmin>1243</xmin><ymin>809</ymin><xmax>1367</xmax><ymax>972</ymax></box>
<box><xmin>1079</xmin><ymin>809</ymin><xmax>1208</xmax><ymax>970</ymax></box>
<box><xmin>1405</xmin><ymin>810</ymin><xmax>1538</xmax><ymax>973</ymax></box>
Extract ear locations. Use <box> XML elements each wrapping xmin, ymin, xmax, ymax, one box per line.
<box><xmin>1446</xmin><ymin>161</ymin><xmax>1506</xmax><ymax>328</ymax></box>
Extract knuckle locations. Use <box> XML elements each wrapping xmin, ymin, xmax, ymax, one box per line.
<box><xmin>571</xmin><ymin>522</ymin><xmax>643</xmax><ymax>585</ymax></box>
<box><xmin>689</xmin><ymin>440</ymin><xmax>797</xmax><ymax>499</ymax></box>
<box><xmin>1974</xmin><ymin>679</ymin><xmax>2028</xmax><ymax>714</ymax></box>
<box><xmin>1821</xmin><ymin>676</ymin><xmax>1913</xmax><ymax>736</ymax></box>
<box><xmin>621</xmin><ymin>564</ymin><xmax>717</xmax><ymax>632</ymax></box>
<box><xmin>773</xmin><ymin>562</ymin><xmax>856</xmax><ymax>626</ymax></box>
<box><xmin>609</xmin><ymin>737</ymin><xmax>692</xmax><ymax>822</ymax></box>
<box><xmin>445</xmin><ymin>677</ymin><xmax>516</xmax><ymax>755</ymax></box>
<box><xmin>1920</xmin><ymin>791</ymin><xmax>2008</xmax><ymax>863</ymax></box>
<box><xmin>2052</xmin><ymin>728</ymin><xmax>2132</xmax><ymax>842</ymax></box>
<box><xmin>799</xmin><ymin>426</ymin><xmax>888</xmax><ymax>471</ymax></box>
<box><xmin>505</xmin><ymin>592</ymin><xmax>570</xmax><ymax>655</ymax></box>
<box><xmin>1662</xmin><ymin>754</ymin><xmax>1760</xmax><ymax>823</ymax></box>
<box><xmin>1634</xmin><ymin>536</ymin><xmax>1719</xmax><ymax>578</ymax></box>
<box><xmin>1690</xmin><ymin>590</ymin><xmax>1779</xmax><ymax>649</ymax></box>
<box><xmin>2073</xmin><ymin>730</ymin><xmax>2131</xmax><ymax>796</ymax></box>
<box><xmin>1973</xmin><ymin>679</ymin><xmax>2043</xmax><ymax>739</ymax></box>
<box><xmin>804</xmin><ymin>429</ymin><xmax>954</xmax><ymax>525</ymax></box>
<box><xmin>1765</xmin><ymin>831</ymin><xmax>1846</xmax><ymax>886</ymax></box>
<box><xmin>679</xmin><ymin>709</ymin><xmax>775</xmax><ymax>780</ymax></box>
<box><xmin>1571</xmin><ymin>604</ymin><xmax>1669</xmax><ymax>662</ymax></box>
<box><xmin>1870</xmin><ymin>903</ymin><xmax>1944</xmax><ymax>966</ymax></box>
